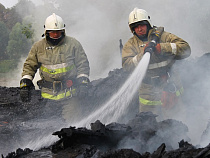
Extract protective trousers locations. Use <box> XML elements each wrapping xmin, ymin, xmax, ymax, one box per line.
<box><xmin>42</xmin><ymin>96</ymin><xmax>82</xmax><ymax>124</ymax></box>
<box><xmin>62</xmin><ymin>96</ymin><xmax>83</xmax><ymax>123</ymax></box>
<box><xmin>139</xmin><ymin>82</ymin><xmax>186</xmax><ymax>121</ymax></box>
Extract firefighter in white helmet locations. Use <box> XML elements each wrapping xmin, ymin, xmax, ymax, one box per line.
<box><xmin>20</xmin><ymin>13</ymin><xmax>90</xmax><ymax>122</ymax></box>
<box><xmin>122</xmin><ymin>8</ymin><xmax>191</xmax><ymax>120</ymax></box>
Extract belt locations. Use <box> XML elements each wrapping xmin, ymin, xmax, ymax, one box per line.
<box><xmin>37</xmin><ymin>79</ymin><xmax>75</xmax><ymax>92</ymax></box>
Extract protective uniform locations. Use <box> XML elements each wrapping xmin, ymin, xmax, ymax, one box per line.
<box><xmin>20</xmin><ymin>13</ymin><xmax>90</xmax><ymax>122</ymax></box>
<box><xmin>21</xmin><ymin>36</ymin><xmax>89</xmax><ymax>100</ymax></box>
<box><xmin>122</xmin><ymin>8</ymin><xmax>191</xmax><ymax>120</ymax></box>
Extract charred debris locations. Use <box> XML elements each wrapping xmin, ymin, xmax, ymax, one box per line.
<box><xmin>1</xmin><ymin>53</ymin><xmax>210</xmax><ymax>157</ymax></box>
<box><xmin>3</xmin><ymin>114</ymin><xmax>210</xmax><ymax>158</ymax></box>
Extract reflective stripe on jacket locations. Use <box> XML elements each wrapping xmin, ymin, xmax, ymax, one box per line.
<box><xmin>22</xmin><ymin>36</ymin><xmax>90</xmax><ymax>100</ymax></box>
<box><xmin>122</xmin><ymin>26</ymin><xmax>190</xmax><ymax>108</ymax></box>
<box><xmin>41</xmin><ymin>88</ymin><xmax>76</xmax><ymax>100</ymax></box>
<box><xmin>40</xmin><ymin>64</ymin><xmax>75</xmax><ymax>75</ymax></box>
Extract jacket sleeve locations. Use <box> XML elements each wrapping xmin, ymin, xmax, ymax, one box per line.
<box><xmin>21</xmin><ymin>44</ymin><xmax>39</xmax><ymax>80</ymax></box>
<box><xmin>74</xmin><ymin>41</ymin><xmax>90</xmax><ymax>79</ymax></box>
<box><xmin>160</xmin><ymin>32</ymin><xmax>191</xmax><ymax>59</ymax></box>
<box><xmin>122</xmin><ymin>39</ymin><xmax>140</xmax><ymax>72</ymax></box>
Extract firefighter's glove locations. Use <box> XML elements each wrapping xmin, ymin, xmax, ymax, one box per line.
<box><xmin>144</xmin><ymin>42</ymin><xmax>161</xmax><ymax>55</ymax></box>
<box><xmin>77</xmin><ymin>77</ymin><xmax>90</xmax><ymax>98</ymax></box>
<box><xmin>20</xmin><ymin>78</ymin><xmax>34</xmax><ymax>102</ymax></box>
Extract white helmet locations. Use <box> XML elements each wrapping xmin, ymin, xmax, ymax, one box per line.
<box><xmin>128</xmin><ymin>8</ymin><xmax>152</xmax><ymax>32</ymax></box>
<box><xmin>44</xmin><ymin>13</ymin><xmax>65</xmax><ymax>32</ymax></box>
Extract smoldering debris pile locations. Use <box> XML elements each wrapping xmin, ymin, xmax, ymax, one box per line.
<box><xmin>4</xmin><ymin>113</ymin><xmax>210</xmax><ymax>158</ymax></box>
<box><xmin>1</xmin><ymin>53</ymin><xmax>210</xmax><ymax>157</ymax></box>
<box><xmin>51</xmin><ymin>112</ymin><xmax>190</xmax><ymax>156</ymax></box>
<box><xmin>0</xmin><ymin>68</ymin><xmax>137</xmax><ymax>156</ymax></box>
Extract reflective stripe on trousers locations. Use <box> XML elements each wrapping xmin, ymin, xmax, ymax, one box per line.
<box><xmin>139</xmin><ymin>87</ymin><xmax>184</xmax><ymax>106</ymax></box>
<box><xmin>41</xmin><ymin>88</ymin><xmax>76</xmax><ymax>100</ymax></box>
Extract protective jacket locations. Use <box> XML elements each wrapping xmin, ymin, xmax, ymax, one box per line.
<box><xmin>22</xmin><ymin>36</ymin><xmax>90</xmax><ymax>100</ymax></box>
<box><xmin>122</xmin><ymin>26</ymin><xmax>191</xmax><ymax>115</ymax></box>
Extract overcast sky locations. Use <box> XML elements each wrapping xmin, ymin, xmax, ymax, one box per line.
<box><xmin>0</xmin><ymin>0</ymin><xmax>18</xmax><ymax>8</ymax></box>
<box><xmin>0</xmin><ymin>0</ymin><xmax>43</xmax><ymax>8</ymax></box>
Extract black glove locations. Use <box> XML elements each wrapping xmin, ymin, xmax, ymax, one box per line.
<box><xmin>20</xmin><ymin>78</ymin><xmax>34</xmax><ymax>102</ymax></box>
<box><xmin>144</xmin><ymin>42</ymin><xmax>161</xmax><ymax>55</ymax></box>
<box><xmin>77</xmin><ymin>77</ymin><xmax>89</xmax><ymax>98</ymax></box>
<box><xmin>144</xmin><ymin>41</ymin><xmax>156</xmax><ymax>54</ymax></box>
<box><xmin>144</xmin><ymin>29</ymin><xmax>162</xmax><ymax>54</ymax></box>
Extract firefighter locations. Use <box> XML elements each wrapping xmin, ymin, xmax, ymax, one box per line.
<box><xmin>122</xmin><ymin>8</ymin><xmax>191</xmax><ymax>120</ymax></box>
<box><xmin>20</xmin><ymin>13</ymin><xmax>90</xmax><ymax>122</ymax></box>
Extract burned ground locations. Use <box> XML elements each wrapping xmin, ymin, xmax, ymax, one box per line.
<box><xmin>1</xmin><ymin>53</ymin><xmax>210</xmax><ymax>157</ymax></box>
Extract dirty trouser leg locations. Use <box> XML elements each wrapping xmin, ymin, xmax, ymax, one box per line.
<box><xmin>161</xmin><ymin>70</ymin><xmax>187</xmax><ymax>120</ymax></box>
<box><xmin>139</xmin><ymin>102</ymin><xmax>163</xmax><ymax>121</ymax></box>
<box><xmin>62</xmin><ymin>96</ymin><xmax>82</xmax><ymax>124</ymax></box>
<box><xmin>139</xmin><ymin>83</ymin><xmax>164</xmax><ymax>121</ymax></box>
<box><xmin>140</xmin><ymin>104</ymin><xmax>162</xmax><ymax>116</ymax></box>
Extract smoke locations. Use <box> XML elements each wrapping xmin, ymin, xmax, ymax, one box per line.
<box><xmin>1</xmin><ymin>0</ymin><xmax>210</xmax><ymax>152</ymax></box>
<box><xmin>74</xmin><ymin>53</ymin><xmax>150</xmax><ymax>128</ymax></box>
<box><xmin>175</xmin><ymin>55</ymin><xmax>210</xmax><ymax>146</ymax></box>
<box><xmin>4</xmin><ymin>0</ymin><xmax>210</xmax><ymax>83</ymax></box>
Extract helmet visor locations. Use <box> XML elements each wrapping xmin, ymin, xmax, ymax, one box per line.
<box><xmin>47</xmin><ymin>30</ymin><xmax>63</xmax><ymax>39</ymax></box>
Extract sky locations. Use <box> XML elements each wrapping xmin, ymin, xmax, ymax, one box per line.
<box><xmin>0</xmin><ymin>0</ymin><xmax>43</xmax><ymax>8</ymax></box>
<box><xmin>0</xmin><ymin>0</ymin><xmax>18</xmax><ymax>8</ymax></box>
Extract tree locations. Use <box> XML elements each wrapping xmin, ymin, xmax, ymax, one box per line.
<box><xmin>15</xmin><ymin>0</ymin><xmax>35</xmax><ymax>18</ymax></box>
<box><xmin>0</xmin><ymin>3</ymin><xmax>6</xmax><ymax>22</ymax></box>
<box><xmin>0</xmin><ymin>21</ymin><xmax>9</xmax><ymax>59</ymax></box>
<box><xmin>0</xmin><ymin>3</ymin><xmax>22</xmax><ymax>30</ymax></box>
<box><xmin>22</xmin><ymin>23</ymin><xmax>34</xmax><ymax>40</ymax></box>
<box><xmin>6</xmin><ymin>22</ymin><xmax>32</xmax><ymax>60</ymax></box>
<box><xmin>3</xmin><ymin>8</ymin><xmax>22</xmax><ymax>30</ymax></box>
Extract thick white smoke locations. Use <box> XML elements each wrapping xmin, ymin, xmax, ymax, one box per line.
<box><xmin>1</xmin><ymin>0</ymin><xmax>210</xmax><ymax>152</ymax></box>
<box><xmin>4</xmin><ymin>0</ymin><xmax>210</xmax><ymax>83</ymax></box>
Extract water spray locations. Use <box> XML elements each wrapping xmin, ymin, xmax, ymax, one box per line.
<box><xmin>20</xmin><ymin>49</ymin><xmax>154</xmax><ymax>151</ymax></box>
<box><xmin>75</xmin><ymin>52</ymin><xmax>151</xmax><ymax>128</ymax></box>
<box><xmin>73</xmin><ymin>31</ymin><xmax>161</xmax><ymax>128</ymax></box>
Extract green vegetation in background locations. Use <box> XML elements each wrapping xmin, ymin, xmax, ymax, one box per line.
<box><xmin>0</xmin><ymin>59</ymin><xmax>18</xmax><ymax>73</ymax></box>
<box><xmin>6</xmin><ymin>22</ymin><xmax>33</xmax><ymax>59</ymax></box>
<box><xmin>0</xmin><ymin>0</ymin><xmax>57</xmax><ymax>73</ymax></box>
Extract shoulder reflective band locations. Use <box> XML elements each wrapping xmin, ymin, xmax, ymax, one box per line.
<box><xmin>148</xmin><ymin>59</ymin><xmax>172</xmax><ymax>70</ymax></box>
<box><xmin>40</xmin><ymin>64</ymin><xmax>74</xmax><ymax>75</ymax></box>
<box><xmin>41</xmin><ymin>89</ymin><xmax>76</xmax><ymax>100</ymax></box>
<box><xmin>139</xmin><ymin>97</ymin><xmax>162</xmax><ymax>106</ymax></box>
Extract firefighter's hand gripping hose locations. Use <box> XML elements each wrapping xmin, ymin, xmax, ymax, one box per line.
<box><xmin>144</xmin><ymin>42</ymin><xmax>161</xmax><ymax>55</ymax></box>
<box><xmin>144</xmin><ymin>30</ymin><xmax>162</xmax><ymax>55</ymax></box>
<box><xmin>20</xmin><ymin>78</ymin><xmax>35</xmax><ymax>102</ymax></box>
<box><xmin>77</xmin><ymin>77</ymin><xmax>90</xmax><ymax>98</ymax></box>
